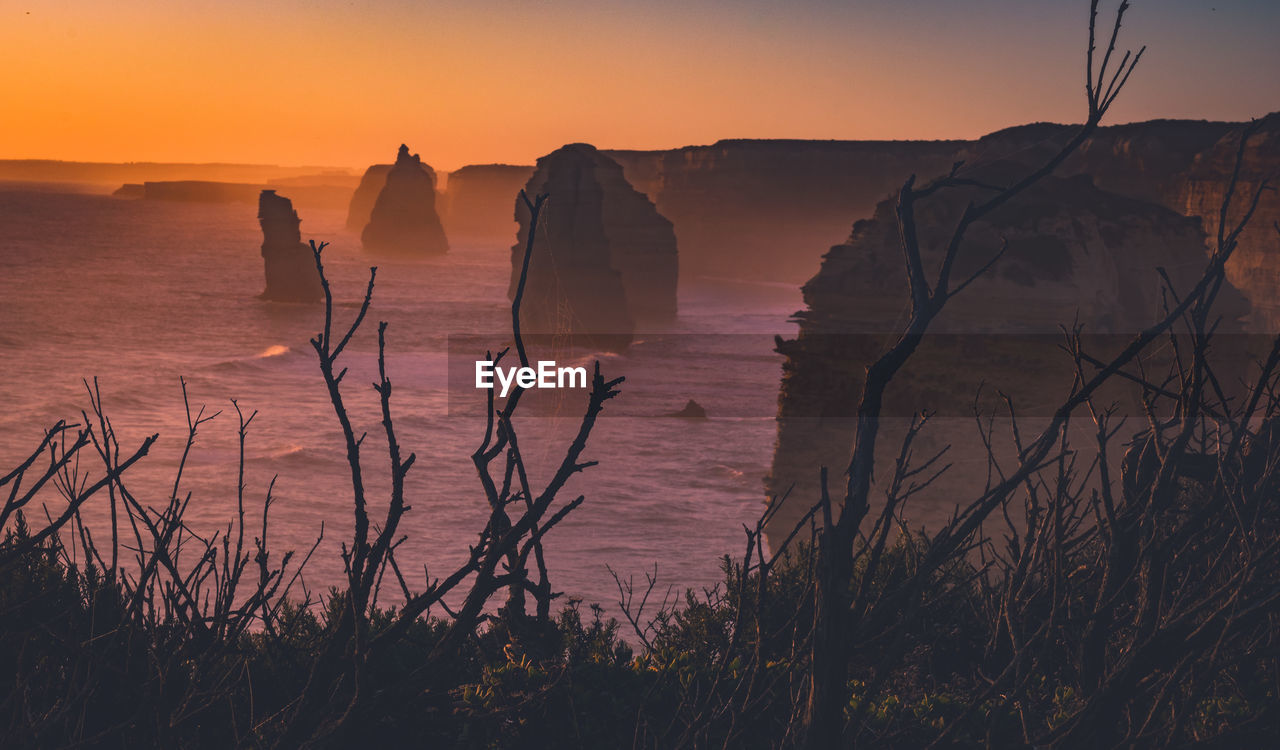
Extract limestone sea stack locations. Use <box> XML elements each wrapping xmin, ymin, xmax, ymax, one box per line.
<box><xmin>345</xmin><ymin>163</ymin><xmax>408</xmax><ymax>231</ymax></box>
<box><xmin>258</xmin><ymin>190</ymin><xmax>322</xmax><ymax>302</ymax></box>
<box><xmin>359</xmin><ymin>145</ymin><xmax>449</xmax><ymax>255</ymax></box>
<box><xmin>765</xmin><ymin>166</ymin><xmax>1251</xmax><ymax>539</ymax></box>
<box><xmin>511</xmin><ymin>144</ymin><xmax>678</xmax><ymax>350</ymax></box>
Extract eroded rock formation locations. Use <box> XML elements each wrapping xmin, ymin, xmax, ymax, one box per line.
<box><xmin>441</xmin><ymin>164</ymin><xmax>535</xmax><ymax>243</ymax></box>
<box><xmin>258</xmin><ymin>190</ymin><xmax>322</xmax><ymax>302</ymax></box>
<box><xmin>358</xmin><ymin>145</ymin><xmax>449</xmax><ymax>255</ymax></box>
<box><xmin>766</xmin><ymin>166</ymin><xmax>1252</xmax><ymax>538</ymax></box>
<box><xmin>511</xmin><ymin>144</ymin><xmax>679</xmax><ymax>349</ymax></box>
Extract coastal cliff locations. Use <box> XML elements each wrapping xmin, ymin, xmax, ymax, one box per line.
<box><xmin>441</xmin><ymin>164</ymin><xmax>534</xmax><ymax>243</ymax></box>
<box><xmin>360</xmin><ymin>145</ymin><xmax>450</xmax><ymax>256</ymax></box>
<box><xmin>602</xmin><ymin>117</ymin><xmax>1278</xmax><ymax>301</ymax></box>
<box><xmin>258</xmin><ymin>190</ymin><xmax>322</xmax><ymax>302</ymax></box>
<box><xmin>1178</xmin><ymin>114</ymin><xmax>1280</xmax><ymax>329</ymax></box>
<box><xmin>766</xmin><ymin>167</ymin><xmax>1252</xmax><ymax>538</ymax></box>
<box><xmin>607</xmin><ymin>140</ymin><xmax>962</xmax><ymax>282</ymax></box>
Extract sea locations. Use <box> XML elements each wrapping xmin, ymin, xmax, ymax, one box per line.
<box><xmin>0</xmin><ymin>184</ymin><xmax>802</xmax><ymax>615</ymax></box>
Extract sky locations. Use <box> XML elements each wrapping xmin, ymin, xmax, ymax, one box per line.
<box><xmin>2</xmin><ymin>0</ymin><xmax>1277</xmax><ymax>170</ymax></box>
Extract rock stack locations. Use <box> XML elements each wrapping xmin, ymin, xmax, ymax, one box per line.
<box><xmin>359</xmin><ymin>145</ymin><xmax>449</xmax><ymax>256</ymax></box>
<box><xmin>511</xmin><ymin>143</ymin><xmax>678</xmax><ymax>350</ymax></box>
<box><xmin>258</xmin><ymin>190</ymin><xmax>322</xmax><ymax>302</ymax></box>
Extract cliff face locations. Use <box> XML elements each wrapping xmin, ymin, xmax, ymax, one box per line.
<box><xmin>602</xmin><ymin>117</ymin><xmax>1277</xmax><ymax>297</ymax></box>
<box><xmin>258</xmin><ymin>190</ymin><xmax>322</xmax><ymax>302</ymax></box>
<box><xmin>960</xmin><ymin>117</ymin><xmax>1280</xmax><ymax>328</ymax></box>
<box><xmin>766</xmin><ymin>167</ymin><xmax>1251</xmax><ymax>537</ymax></box>
<box><xmin>360</xmin><ymin>145</ymin><xmax>449</xmax><ymax>256</ymax></box>
<box><xmin>441</xmin><ymin>164</ymin><xmax>535</xmax><ymax>243</ymax></box>
<box><xmin>1179</xmin><ymin>114</ymin><xmax>1280</xmax><ymax>330</ymax></box>
<box><xmin>607</xmin><ymin>140</ymin><xmax>964</xmax><ymax>281</ymax></box>
<box><xmin>511</xmin><ymin>144</ymin><xmax>679</xmax><ymax>349</ymax></box>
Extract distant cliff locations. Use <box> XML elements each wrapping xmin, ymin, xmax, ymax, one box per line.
<box><xmin>511</xmin><ymin>144</ymin><xmax>679</xmax><ymax>350</ymax></box>
<box><xmin>599</xmin><ymin>116</ymin><xmax>1277</xmax><ymax>305</ymax></box>
<box><xmin>360</xmin><ymin>145</ymin><xmax>450</xmax><ymax>256</ymax></box>
<box><xmin>258</xmin><ymin>190</ymin><xmax>322</xmax><ymax>303</ymax></box>
<box><xmin>606</xmin><ymin>140</ymin><xmax>963</xmax><ymax>281</ymax></box>
<box><xmin>766</xmin><ymin>166</ymin><xmax>1252</xmax><ymax>538</ymax></box>
<box><xmin>441</xmin><ymin>164</ymin><xmax>534</xmax><ymax>243</ymax></box>
<box><xmin>121</xmin><ymin>178</ymin><xmax>356</xmax><ymax>213</ymax></box>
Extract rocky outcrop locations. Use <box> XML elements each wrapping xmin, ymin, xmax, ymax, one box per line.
<box><xmin>666</xmin><ymin>399</ymin><xmax>708</xmax><ymax>419</ymax></box>
<box><xmin>766</xmin><ymin>166</ymin><xmax>1252</xmax><ymax>538</ymax></box>
<box><xmin>952</xmin><ymin>117</ymin><xmax>1280</xmax><ymax>328</ymax></box>
<box><xmin>1179</xmin><ymin>114</ymin><xmax>1280</xmax><ymax>329</ymax></box>
<box><xmin>357</xmin><ymin>145</ymin><xmax>449</xmax><ymax>256</ymax></box>
<box><xmin>441</xmin><ymin>164</ymin><xmax>535</xmax><ymax>243</ymax></box>
<box><xmin>511</xmin><ymin>144</ymin><xmax>679</xmax><ymax>349</ymax></box>
<box><xmin>258</xmin><ymin>190</ymin><xmax>322</xmax><ymax>302</ymax></box>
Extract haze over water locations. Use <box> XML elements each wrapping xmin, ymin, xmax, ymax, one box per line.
<box><xmin>0</xmin><ymin>185</ymin><xmax>800</xmax><ymax>610</ymax></box>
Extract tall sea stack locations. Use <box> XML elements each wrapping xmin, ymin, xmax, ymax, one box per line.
<box><xmin>258</xmin><ymin>190</ymin><xmax>322</xmax><ymax>302</ymax></box>
<box><xmin>360</xmin><ymin>145</ymin><xmax>449</xmax><ymax>256</ymax></box>
<box><xmin>511</xmin><ymin>144</ymin><xmax>678</xmax><ymax>349</ymax></box>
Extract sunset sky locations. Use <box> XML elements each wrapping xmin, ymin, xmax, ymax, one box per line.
<box><xmin>3</xmin><ymin>0</ymin><xmax>1277</xmax><ymax>171</ymax></box>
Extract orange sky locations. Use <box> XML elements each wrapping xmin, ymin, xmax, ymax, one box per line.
<box><xmin>2</xmin><ymin>0</ymin><xmax>1277</xmax><ymax>171</ymax></box>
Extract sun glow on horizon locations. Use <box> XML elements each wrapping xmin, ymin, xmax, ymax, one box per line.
<box><xmin>2</xmin><ymin>0</ymin><xmax>1277</xmax><ymax>171</ymax></box>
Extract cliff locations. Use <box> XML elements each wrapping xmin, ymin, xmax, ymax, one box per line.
<box><xmin>955</xmin><ymin>117</ymin><xmax>1280</xmax><ymax>328</ymax></box>
<box><xmin>511</xmin><ymin>144</ymin><xmax>680</xmax><ymax>349</ymax></box>
<box><xmin>602</xmin><ymin>117</ymin><xmax>1277</xmax><ymax>296</ymax></box>
<box><xmin>258</xmin><ymin>190</ymin><xmax>322</xmax><ymax>303</ymax></box>
<box><xmin>766</xmin><ymin>166</ymin><xmax>1252</xmax><ymax>538</ymax></box>
<box><xmin>606</xmin><ymin>140</ymin><xmax>964</xmax><ymax>281</ymax></box>
<box><xmin>126</xmin><ymin>179</ymin><xmax>356</xmax><ymax>212</ymax></box>
<box><xmin>1178</xmin><ymin>114</ymin><xmax>1280</xmax><ymax>330</ymax></box>
<box><xmin>440</xmin><ymin>164</ymin><xmax>535</xmax><ymax>244</ymax></box>
<box><xmin>360</xmin><ymin>145</ymin><xmax>450</xmax><ymax>256</ymax></box>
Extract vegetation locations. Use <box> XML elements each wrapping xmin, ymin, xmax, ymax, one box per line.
<box><xmin>3</xmin><ymin>2</ymin><xmax>1279</xmax><ymax>747</ymax></box>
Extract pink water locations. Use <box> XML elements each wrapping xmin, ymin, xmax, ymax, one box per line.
<box><xmin>0</xmin><ymin>186</ymin><xmax>801</xmax><ymax>612</ymax></box>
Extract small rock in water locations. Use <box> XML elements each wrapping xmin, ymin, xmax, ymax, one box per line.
<box><xmin>667</xmin><ymin>399</ymin><xmax>707</xmax><ymax>419</ymax></box>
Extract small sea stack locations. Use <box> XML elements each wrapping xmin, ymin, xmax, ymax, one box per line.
<box><xmin>511</xmin><ymin>143</ymin><xmax>678</xmax><ymax>350</ymax></box>
<box><xmin>258</xmin><ymin>190</ymin><xmax>322</xmax><ymax>302</ymax></box>
<box><xmin>360</xmin><ymin>144</ymin><xmax>449</xmax><ymax>256</ymax></box>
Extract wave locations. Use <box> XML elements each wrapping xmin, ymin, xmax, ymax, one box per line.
<box><xmin>256</xmin><ymin>344</ymin><xmax>290</xmax><ymax>359</ymax></box>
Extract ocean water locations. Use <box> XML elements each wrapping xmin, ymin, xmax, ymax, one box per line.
<box><xmin>0</xmin><ymin>186</ymin><xmax>801</xmax><ymax>613</ymax></box>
